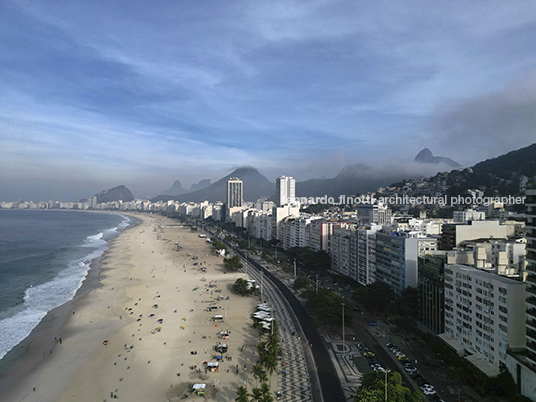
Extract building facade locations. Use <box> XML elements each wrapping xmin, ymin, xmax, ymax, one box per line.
<box><xmin>276</xmin><ymin>176</ymin><xmax>295</xmax><ymax>207</ymax></box>
<box><xmin>441</xmin><ymin>264</ymin><xmax>526</xmax><ymax>376</ymax></box>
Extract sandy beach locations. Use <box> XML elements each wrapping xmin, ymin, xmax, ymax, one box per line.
<box><xmin>1</xmin><ymin>213</ymin><xmax>262</xmax><ymax>401</ymax></box>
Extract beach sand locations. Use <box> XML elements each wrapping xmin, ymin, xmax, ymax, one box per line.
<box><xmin>2</xmin><ymin>213</ymin><xmax>262</xmax><ymax>401</ymax></box>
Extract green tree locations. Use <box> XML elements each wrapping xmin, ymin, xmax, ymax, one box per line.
<box><xmin>294</xmin><ymin>275</ymin><xmax>311</xmax><ymax>290</ymax></box>
<box><xmin>233</xmin><ymin>278</ymin><xmax>254</xmax><ymax>296</ymax></box>
<box><xmin>353</xmin><ymin>372</ymin><xmax>422</xmax><ymax>402</ymax></box>
<box><xmin>236</xmin><ymin>385</ymin><xmax>250</xmax><ymax>402</ymax></box>
<box><xmin>224</xmin><ymin>255</ymin><xmax>243</xmax><ymax>272</ymax></box>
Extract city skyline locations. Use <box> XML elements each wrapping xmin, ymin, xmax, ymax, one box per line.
<box><xmin>2</xmin><ymin>1</ymin><xmax>536</xmax><ymax>201</ymax></box>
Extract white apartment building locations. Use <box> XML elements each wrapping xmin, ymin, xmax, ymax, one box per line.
<box><xmin>246</xmin><ymin>209</ymin><xmax>272</xmax><ymax>241</ymax></box>
<box><xmin>307</xmin><ymin>219</ymin><xmax>338</xmax><ymax>253</ymax></box>
<box><xmin>458</xmin><ymin>238</ymin><xmax>527</xmax><ymax>278</ymax></box>
<box><xmin>278</xmin><ymin>215</ymin><xmax>323</xmax><ymax>250</ymax></box>
<box><xmin>331</xmin><ymin>224</ymin><xmax>382</xmax><ymax>285</ymax></box>
<box><xmin>453</xmin><ymin>209</ymin><xmax>486</xmax><ymax>223</ymax></box>
<box><xmin>276</xmin><ymin>176</ymin><xmax>295</xmax><ymax>207</ymax></box>
<box><xmin>227</xmin><ymin>178</ymin><xmax>243</xmax><ymax>218</ymax></box>
<box><xmin>441</xmin><ymin>264</ymin><xmax>526</xmax><ymax>376</ymax></box>
<box><xmin>356</xmin><ymin>226</ymin><xmax>382</xmax><ymax>285</ymax></box>
<box><xmin>272</xmin><ymin>204</ymin><xmax>300</xmax><ymax>241</ymax></box>
<box><xmin>440</xmin><ymin>220</ymin><xmax>517</xmax><ymax>250</ymax></box>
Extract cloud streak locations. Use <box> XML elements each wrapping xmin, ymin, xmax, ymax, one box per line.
<box><xmin>1</xmin><ymin>0</ymin><xmax>536</xmax><ymax>200</ymax></box>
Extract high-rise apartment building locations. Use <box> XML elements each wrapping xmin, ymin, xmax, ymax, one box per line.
<box><xmin>276</xmin><ymin>176</ymin><xmax>295</xmax><ymax>207</ymax></box>
<box><xmin>227</xmin><ymin>178</ymin><xmax>243</xmax><ymax>218</ymax></box>
<box><xmin>525</xmin><ymin>189</ymin><xmax>536</xmax><ymax>367</ymax></box>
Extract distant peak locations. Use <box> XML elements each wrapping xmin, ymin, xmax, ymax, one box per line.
<box><xmin>232</xmin><ymin>166</ymin><xmax>259</xmax><ymax>173</ymax></box>
<box><xmin>414</xmin><ymin>148</ymin><xmax>460</xmax><ymax>167</ymax></box>
<box><xmin>415</xmin><ymin>148</ymin><xmax>433</xmax><ymax>160</ymax></box>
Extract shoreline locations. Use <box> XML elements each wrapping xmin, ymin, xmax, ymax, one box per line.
<box><xmin>0</xmin><ymin>211</ymin><xmax>140</xmax><ymax>396</ymax></box>
<box><xmin>1</xmin><ymin>212</ymin><xmax>262</xmax><ymax>401</ymax></box>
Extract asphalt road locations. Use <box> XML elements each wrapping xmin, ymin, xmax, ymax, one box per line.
<box><xmin>351</xmin><ymin>316</ymin><xmax>418</xmax><ymax>393</ymax></box>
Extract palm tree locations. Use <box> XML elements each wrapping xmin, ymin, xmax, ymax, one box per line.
<box><xmin>252</xmin><ymin>363</ymin><xmax>262</xmax><ymax>385</ymax></box>
<box><xmin>250</xmin><ymin>387</ymin><xmax>263</xmax><ymax>402</ymax></box>
<box><xmin>236</xmin><ymin>385</ymin><xmax>250</xmax><ymax>402</ymax></box>
<box><xmin>259</xmin><ymin>371</ymin><xmax>269</xmax><ymax>383</ymax></box>
<box><xmin>260</xmin><ymin>383</ymin><xmax>274</xmax><ymax>402</ymax></box>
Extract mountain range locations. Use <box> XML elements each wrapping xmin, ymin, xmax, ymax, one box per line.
<box><xmin>100</xmin><ymin>144</ymin><xmax>535</xmax><ymax>206</ymax></box>
<box><xmin>152</xmin><ymin>167</ymin><xmax>275</xmax><ymax>203</ymax></box>
<box><xmin>152</xmin><ymin>149</ymin><xmax>463</xmax><ymax>202</ymax></box>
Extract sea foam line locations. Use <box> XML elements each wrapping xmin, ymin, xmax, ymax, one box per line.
<box><xmin>0</xmin><ymin>215</ymin><xmax>130</xmax><ymax>360</ymax></box>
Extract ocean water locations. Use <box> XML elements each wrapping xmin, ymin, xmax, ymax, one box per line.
<box><xmin>0</xmin><ymin>210</ymin><xmax>138</xmax><ymax>361</ymax></box>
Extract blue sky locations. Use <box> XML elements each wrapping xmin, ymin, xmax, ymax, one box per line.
<box><xmin>2</xmin><ymin>0</ymin><xmax>536</xmax><ymax>201</ymax></box>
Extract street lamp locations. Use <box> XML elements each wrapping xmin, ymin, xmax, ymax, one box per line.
<box><xmin>341</xmin><ymin>303</ymin><xmax>345</xmax><ymax>352</ymax></box>
<box><xmin>384</xmin><ymin>369</ymin><xmax>391</xmax><ymax>402</ymax></box>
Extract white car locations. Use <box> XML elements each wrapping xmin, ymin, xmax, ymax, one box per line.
<box><xmin>420</xmin><ymin>384</ymin><xmax>436</xmax><ymax>396</ymax></box>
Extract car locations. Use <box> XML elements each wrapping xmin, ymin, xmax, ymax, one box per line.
<box><xmin>369</xmin><ymin>321</ymin><xmax>378</xmax><ymax>326</ymax></box>
<box><xmin>385</xmin><ymin>342</ymin><xmax>394</xmax><ymax>348</ymax></box>
<box><xmin>421</xmin><ymin>388</ymin><xmax>436</xmax><ymax>396</ymax></box>
<box><xmin>409</xmin><ymin>371</ymin><xmax>421</xmax><ymax>379</ymax></box>
<box><xmin>420</xmin><ymin>384</ymin><xmax>435</xmax><ymax>396</ymax></box>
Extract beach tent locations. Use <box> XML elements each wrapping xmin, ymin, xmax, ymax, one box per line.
<box><xmin>192</xmin><ymin>383</ymin><xmax>206</xmax><ymax>395</ymax></box>
<box><xmin>215</xmin><ymin>344</ymin><xmax>228</xmax><ymax>353</ymax></box>
<box><xmin>207</xmin><ymin>362</ymin><xmax>219</xmax><ymax>372</ymax></box>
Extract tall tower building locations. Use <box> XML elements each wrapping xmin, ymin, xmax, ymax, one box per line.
<box><xmin>525</xmin><ymin>189</ymin><xmax>536</xmax><ymax>366</ymax></box>
<box><xmin>276</xmin><ymin>176</ymin><xmax>295</xmax><ymax>207</ymax></box>
<box><xmin>227</xmin><ymin>178</ymin><xmax>243</xmax><ymax>215</ymax></box>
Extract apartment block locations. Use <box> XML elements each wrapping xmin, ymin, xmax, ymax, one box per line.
<box><xmin>355</xmin><ymin>204</ymin><xmax>393</xmax><ymax>225</ymax></box>
<box><xmin>375</xmin><ymin>232</ymin><xmax>437</xmax><ymax>294</ymax></box>
<box><xmin>440</xmin><ymin>220</ymin><xmax>515</xmax><ymax>250</ymax></box>
<box><xmin>441</xmin><ymin>264</ymin><xmax>526</xmax><ymax>376</ymax></box>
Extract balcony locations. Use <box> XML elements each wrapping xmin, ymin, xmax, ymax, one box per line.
<box><xmin>528</xmin><ymin>286</ymin><xmax>536</xmax><ymax>296</ymax></box>
<box><xmin>528</xmin><ymin>328</ymin><xmax>536</xmax><ymax>342</ymax></box>
<box><xmin>528</xmin><ymin>319</ymin><xmax>536</xmax><ymax>330</ymax></box>
<box><xmin>527</xmin><ymin>296</ymin><xmax>536</xmax><ymax>307</ymax></box>
<box><xmin>528</xmin><ymin>340</ymin><xmax>536</xmax><ymax>354</ymax></box>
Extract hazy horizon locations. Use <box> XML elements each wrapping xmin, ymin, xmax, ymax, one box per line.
<box><xmin>2</xmin><ymin>1</ymin><xmax>536</xmax><ymax>201</ymax></box>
